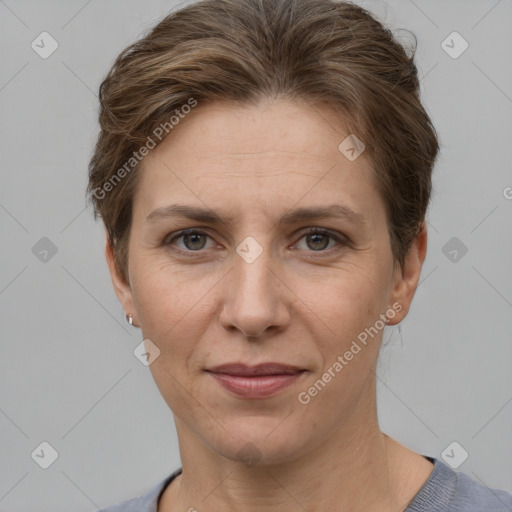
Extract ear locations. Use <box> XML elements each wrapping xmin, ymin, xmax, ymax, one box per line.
<box><xmin>104</xmin><ymin>233</ymin><xmax>138</xmax><ymax>327</ymax></box>
<box><xmin>386</xmin><ymin>223</ymin><xmax>427</xmax><ymax>325</ymax></box>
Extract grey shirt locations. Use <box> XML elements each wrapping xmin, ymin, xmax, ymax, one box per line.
<box><xmin>98</xmin><ymin>456</ymin><xmax>512</xmax><ymax>511</ymax></box>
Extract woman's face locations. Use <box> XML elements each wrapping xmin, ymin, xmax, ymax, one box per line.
<box><xmin>107</xmin><ymin>99</ymin><xmax>425</xmax><ymax>465</ymax></box>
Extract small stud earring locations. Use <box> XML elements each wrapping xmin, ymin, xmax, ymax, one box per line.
<box><xmin>125</xmin><ymin>313</ymin><xmax>134</xmax><ymax>326</ymax></box>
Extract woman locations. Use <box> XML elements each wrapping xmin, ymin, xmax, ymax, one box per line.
<box><xmin>88</xmin><ymin>0</ymin><xmax>512</xmax><ymax>510</ymax></box>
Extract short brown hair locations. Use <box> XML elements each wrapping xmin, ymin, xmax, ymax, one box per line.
<box><xmin>87</xmin><ymin>0</ymin><xmax>439</xmax><ymax>283</ymax></box>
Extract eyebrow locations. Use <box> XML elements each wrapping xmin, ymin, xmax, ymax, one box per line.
<box><xmin>146</xmin><ymin>203</ymin><xmax>368</xmax><ymax>227</ymax></box>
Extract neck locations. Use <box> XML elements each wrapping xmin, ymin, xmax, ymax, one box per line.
<box><xmin>160</xmin><ymin>389</ymin><xmax>429</xmax><ymax>512</ymax></box>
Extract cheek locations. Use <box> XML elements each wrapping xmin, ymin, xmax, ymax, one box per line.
<box><xmin>298</xmin><ymin>264</ymin><xmax>390</xmax><ymax>399</ymax></box>
<box><xmin>296</xmin><ymin>284</ymin><xmax>383</xmax><ymax>423</ymax></box>
<box><xmin>130</xmin><ymin>263</ymin><xmax>192</xmax><ymax>365</ymax></box>
<box><xmin>129</xmin><ymin>258</ymin><xmax>223</xmax><ymax>375</ymax></box>
<box><xmin>131</xmin><ymin>256</ymin><xmax>204</xmax><ymax>329</ymax></box>
<box><xmin>310</xmin><ymin>265</ymin><xmax>388</xmax><ymax>336</ymax></box>
<box><xmin>135</xmin><ymin>268</ymin><xmax>208</xmax><ymax>419</ymax></box>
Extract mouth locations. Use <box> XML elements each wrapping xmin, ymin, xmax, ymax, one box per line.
<box><xmin>205</xmin><ymin>363</ymin><xmax>306</xmax><ymax>399</ymax></box>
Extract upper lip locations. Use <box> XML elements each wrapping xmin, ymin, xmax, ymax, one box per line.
<box><xmin>206</xmin><ymin>363</ymin><xmax>304</xmax><ymax>376</ymax></box>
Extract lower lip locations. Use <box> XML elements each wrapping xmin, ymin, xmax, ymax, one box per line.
<box><xmin>208</xmin><ymin>372</ymin><xmax>304</xmax><ymax>399</ymax></box>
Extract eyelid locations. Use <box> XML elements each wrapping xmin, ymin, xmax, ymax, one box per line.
<box><xmin>292</xmin><ymin>227</ymin><xmax>348</xmax><ymax>251</ymax></box>
<box><xmin>163</xmin><ymin>227</ymin><xmax>217</xmax><ymax>248</ymax></box>
<box><xmin>163</xmin><ymin>226</ymin><xmax>349</xmax><ymax>254</ymax></box>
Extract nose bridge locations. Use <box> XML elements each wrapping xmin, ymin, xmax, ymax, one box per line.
<box><xmin>220</xmin><ymin>234</ymin><xmax>287</xmax><ymax>337</ymax></box>
<box><xmin>233</xmin><ymin>236</ymin><xmax>276</xmax><ymax>305</ymax></box>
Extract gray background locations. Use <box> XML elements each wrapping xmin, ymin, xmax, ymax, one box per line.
<box><xmin>1</xmin><ymin>0</ymin><xmax>511</xmax><ymax>510</ymax></box>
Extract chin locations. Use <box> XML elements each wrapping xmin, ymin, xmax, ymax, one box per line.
<box><xmin>206</xmin><ymin>415</ymin><xmax>314</xmax><ymax>468</ymax></box>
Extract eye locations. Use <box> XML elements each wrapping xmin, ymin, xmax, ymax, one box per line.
<box><xmin>293</xmin><ymin>228</ymin><xmax>347</xmax><ymax>252</ymax></box>
<box><xmin>163</xmin><ymin>227</ymin><xmax>348</xmax><ymax>255</ymax></box>
<box><xmin>164</xmin><ymin>229</ymin><xmax>215</xmax><ymax>252</ymax></box>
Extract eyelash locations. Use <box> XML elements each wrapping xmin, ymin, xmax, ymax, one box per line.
<box><xmin>163</xmin><ymin>227</ymin><xmax>348</xmax><ymax>256</ymax></box>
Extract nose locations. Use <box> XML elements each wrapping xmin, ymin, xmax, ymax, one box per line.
<box><xmin>219</xmin><ymin>245</ymin><xmax>291</xmax><ymax>340</ymax></box>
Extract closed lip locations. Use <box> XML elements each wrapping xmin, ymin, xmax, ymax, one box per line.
<box><xmin>206</xmin><ymin>362</ymin><xmax>306</xmax><ymax>399</ymax></box>
<box><xmin>206</xmin><ymin>363</ymin><xmax>305</xmax><ymax>376</ymax></box>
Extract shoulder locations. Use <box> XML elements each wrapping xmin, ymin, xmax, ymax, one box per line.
<box><xmin>406</xmin><ymin>457</ymin><xmax>512</xmax><ymax>512</ymax></box>
<box><xmin>98</xmin><ymin>494</ymin><xmax>144</xmax><ymax>512</ymax></box>
<box><xmin>451</xmin><ymin>467</ymin><xmax>512</xmax><ymax>511</ymax></box>
<box><xmin>98</xmin><ymin>469</ymin><xmax>182</xmax><ymax>512</ymax></box>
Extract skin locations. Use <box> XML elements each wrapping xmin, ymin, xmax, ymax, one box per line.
<box><xmin>106</xmin><ymin>98</ymin><xmax>433</xmax><ymax>512</ymax></box>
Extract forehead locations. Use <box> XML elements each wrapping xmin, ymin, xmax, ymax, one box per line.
<box><xmin>134</xmin><ymin>99</ymin><xmax>382</xmax><ymax>223</ymax></box>
<box><xmin>151</xmin><ymin>99</ymin><xmax>353</xmax><ymax>161</ymax></box>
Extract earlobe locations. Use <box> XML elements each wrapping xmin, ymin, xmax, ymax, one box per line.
<box><xmin>104</xmin><ymin>234</ymin><xmax>138</xmax><ymax>326</ymax></box>
<box><xmin>387</xmin><ymin>223</ymin><xmax>427</xmax><ymax>326</ymax></box>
